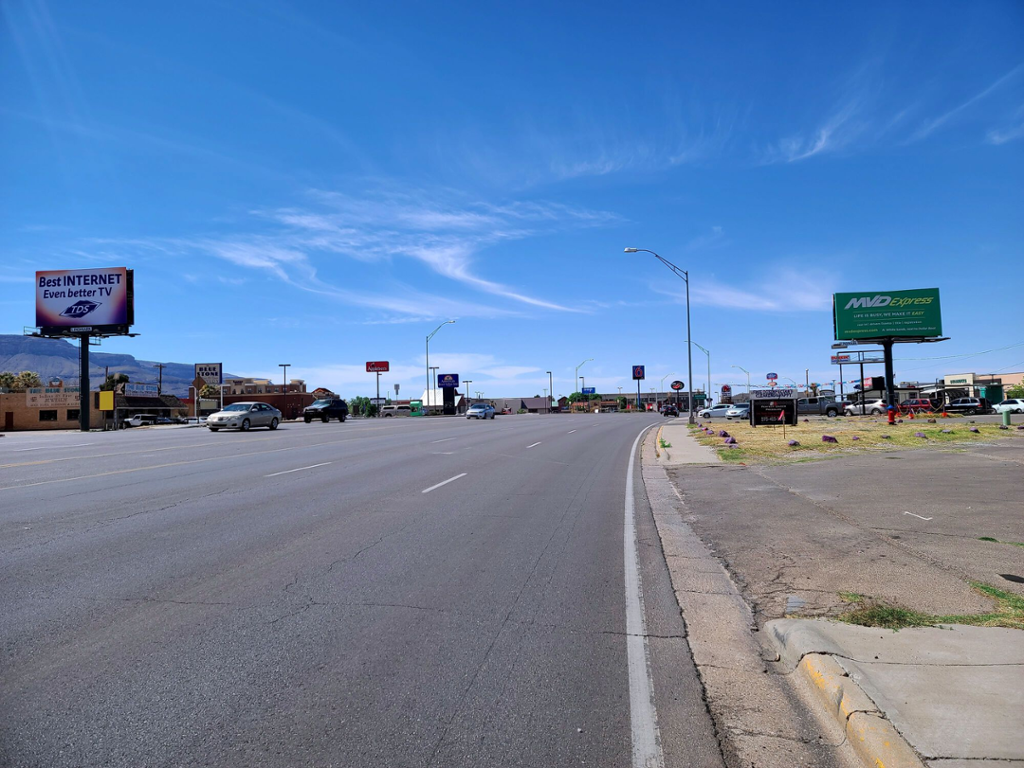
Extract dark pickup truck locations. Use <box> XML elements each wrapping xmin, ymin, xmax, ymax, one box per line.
<box><xmin>303</xmin><ymin>398</ymin><xmax>349</xmax><ymax>423</ymax></box>
<box><xmin>796</xmin><ymin>397</ymin><xmax>845</xmax><ymax>418</ymax></box>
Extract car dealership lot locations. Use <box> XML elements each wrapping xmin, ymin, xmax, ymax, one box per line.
<box><xmin>0</xmin><ymin>414</ymin><xmax>726</xmax><ymax>768</ymax></box>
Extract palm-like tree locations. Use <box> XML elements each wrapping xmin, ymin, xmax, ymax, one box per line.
<box><xmin>0</xmin><ymin>371</ymin><xmax>16</xmax><ymax>390</ymax></box>
<box><xmin>15</xmin><ymin>371</ymin><xmax>42</xmax><ymax>390</ymax></box>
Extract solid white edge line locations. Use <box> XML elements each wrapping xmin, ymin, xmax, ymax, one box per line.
<box><xmin>264</xmin><ymin>462</ymin><xmax>332</xmax><ymax>477</ymax></box>
<box><xmin>568</xmin><ymin>430</ymin><xmax>577</xmax><ymax>434</ymax></box>
<box><xmin>625</xmin><ymin>423</ymin><xmax>665</xmax><ymax>768</ymax></box>
<box><xmin>421</xmin><ymin>472</ymin><xmax>467</xmax><ymax>494</ymax></box>
<box><xmin>430</xmin><ymin>437</ymin><xmax>456</xmax><ymax>443</ymax></box>
<box><xmin>526</xmin><ymin>441</ymin><xmax>542</xmax><ymax>448</ymax></box>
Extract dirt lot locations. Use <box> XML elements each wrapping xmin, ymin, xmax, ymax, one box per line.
<box><xmin>666</xmin><ymin>437</ymin><xmax>1024</xmax><ymax>627</ymax></box>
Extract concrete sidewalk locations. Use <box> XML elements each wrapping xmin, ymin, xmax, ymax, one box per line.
<box><xmin>653</xmin><ymin>421</ymin><xmax>719</xmax><ymax>466</ymax></box>
<box><xmin>769</xmin><ymin>619</ymin><xmax>1024</xmax><ymax>766</ymax></box>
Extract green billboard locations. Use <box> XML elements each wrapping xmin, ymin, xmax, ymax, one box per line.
<box><xmin>833</xmin><ymin>288</ymin><xmax>942</xmax><ymax>340</ymax></box>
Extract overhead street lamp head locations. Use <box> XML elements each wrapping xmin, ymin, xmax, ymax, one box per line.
<box><xmin>623</xmin><ymin>247</ymin><xmax>639</xmax><ymax>253</ymax></box>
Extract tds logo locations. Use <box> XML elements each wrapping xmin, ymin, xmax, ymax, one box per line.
<box><xmin>59</xmin><ymin>300</ymin><xmax>102</xmax><ymax>318</ymax></box>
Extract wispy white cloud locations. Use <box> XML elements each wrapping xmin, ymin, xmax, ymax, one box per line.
<box><xmin>986</xmin><ymin>105</ymin><xmax>1024</xmax><ymax>145</ymax></box>
<box><xmin>908</xmin><ymin>64</ymin><xmax>1024</xmax><ymax>142</ymax></box>
<box><xmin>763</xmin><ymin>97</ymin><xmax>867</xmax><ymax>164</ymax></box>
<box><xmin>656</xmin><ymin>269</ymin><xmax>836</xmax><ymax>312</ymax></box>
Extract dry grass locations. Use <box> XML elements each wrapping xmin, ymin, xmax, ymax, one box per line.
<box><xmin>689</xmin><ymin>415</ymin><xmax>1021</xmax><ymax>464</ymax></box>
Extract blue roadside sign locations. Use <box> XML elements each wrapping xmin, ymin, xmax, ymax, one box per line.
<box><xmin>582</xmin><ymin>387</ymin><xmax>596</xmax><ymax>395</ymax></box>
<box><xmin>437</xmin><ymin>373</ymin><xmax>460</xmax><ymax>388</ymax></box>
<box><xmin>632</xmin><ymin>365</ymin><xmax>646</xmax><ymax>380</ymax></box>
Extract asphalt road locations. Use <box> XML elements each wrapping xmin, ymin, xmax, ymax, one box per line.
<box><xmin>0</xmin><ymin>414</ymin><xmax>723</xmax><ymax>767</ymax></box>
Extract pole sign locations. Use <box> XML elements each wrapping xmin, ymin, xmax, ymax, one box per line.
<box><xmin>195</xmin><ymin>363</ymin><xmax>223</xmax><ymax>386</ymax></box>
<box><xmin>833</xmin><ymin>288</ymin><xmax>942</xmax><ymax>340</ymax></box>
<box><xmin>582</xmin><ymin>387</ymin><xmax>596</xmax><ymax>395</ymax></box>
<box><xmin>670</xmin><ymin>380</ymin><xmax>684</xmax><ymax>391</ymax></box>
<box><xmin>35</xmin><ymin>267</ymin><xmax>134</xmax><ymax>336</ymax></box>
<box><xmin>125</xmin><ymin>382</ymin><xmax>159</xmax><ymax>396</ymax></box>
<box><xmin>750</xmin><ymin>398</ymin><xmax>798</xmax><ymax>426</ymax></box>
<box><xmin>632</xmin><ymin>365</ymin><xmax>646</xmax><ymax>380</ymax></box>
<box><xmin>766</xmin><ymin>372</ymin><xmax>778</xmax><ymax>381</ymax></box>
<box><xmin>437</xmin><ymin>373</ymin><xmax>460</xmax><ymax>388</ymax></box>
<box><xmin>366</xmin><ymin>361</ymin><xmax>390</xmax><ymax>373</ymax></box>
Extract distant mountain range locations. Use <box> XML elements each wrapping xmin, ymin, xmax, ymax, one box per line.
<box><xmin>0</xmin><ymin>335</ymin><xmax>236</xmax><ymax>396</ymax></box>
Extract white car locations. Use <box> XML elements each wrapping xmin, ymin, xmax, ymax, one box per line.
<box><xmin>725</xmin><ymin>403</ymin><xmax>750</xmax><ymax>420</ymax></box>
<box><xmin>698</xmin><ymin>403</ymin><xmax>732</xmax><ymax>419</ymax></box>
<box><xmin>994</xmin><ymin>398</ymin><xmax>1024</xmax><ymax>414</ymax></box>
<box><xmin>207</xmin><ymin>402</ymin><xmax>281</xmax><ymax>432</ymax></box>
<box><xmin>845</xmin><ymin>399</ymin><xmax>887</xmax><ymax>416</ymax></box>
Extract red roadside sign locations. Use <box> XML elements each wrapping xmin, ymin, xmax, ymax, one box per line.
<box><xmin>366</xmin><ymin>361</ymin><xmax>390</xmax><ymax>373</ymax></box>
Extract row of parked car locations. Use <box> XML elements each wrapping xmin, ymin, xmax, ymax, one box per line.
<box><xmin>690</xmin><ymin>396</ymin><xmax>1024</xmax><ymax>420</ymax></box>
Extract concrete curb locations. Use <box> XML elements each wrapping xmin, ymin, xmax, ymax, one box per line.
<box><xmin>770</xmin><ymin>629</ymin><xmax>925</xmax><ymax>768</ymax></box>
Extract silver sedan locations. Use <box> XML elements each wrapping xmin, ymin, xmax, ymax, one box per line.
<box><xmin>207</xmin><ymin>402</ymin><xmax>281</xmax><ymax>432</ymax></box>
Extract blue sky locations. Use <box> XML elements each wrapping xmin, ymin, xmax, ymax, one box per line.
<box><xmin>2</xmin><ymin>1</ymin><xmax>1022</xmax><ymax>400</ymax></box>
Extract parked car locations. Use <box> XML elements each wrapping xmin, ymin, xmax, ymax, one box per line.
<box><xmin>122</xmin><ymin>413</ymin><xmax>158</xmax><ymax>428</ymax></box>
<box><xmin>303</xmin><ymin>398</ymin><xmax>348</xmax><ymax>423</ymax></box>
<box><xmin>661</xmin><ymin>404</ymin><xmax>679</xmax><ymax>417</ymax></box>
<box><xmin>994</xmin><ymin>398</ymin><xmax>1024</xmax><ymax>414</ymax></box>
<box><xmin>945</xmin><ymin>398</ymin><xmax>991</xmax><ymax>415</ymax></box>
<box><xmin>796</xmin><ymin>397</ymin><xmax>844</xmax><ymax>418</ymax></box>
<box><xmin>900</xmin><ymin>398</ymin><xmax>936</xmax><ymax>413</ymax></box>
<box><xmin>381</xmin><ymin>405</ymin><xmax>412</xmax><ymax>417</ymax></box>
<box><xmin>845</xmin><ymin>399</ymin><xmax>887</xmax><ymax>416</ymax></box>
<box><xmin>698</xmin><ymin>403</ymin><xmax>733</xmax><ymax>419</ymax></box>
<box><xmin>155</xmin><ymin>417</ymin><xmax>176</xmax><ymax>425</ymax></box>
<box><xmin>208</xmin><ymin>402</ymin><xmax>281</xmax><ymax>431</ymax></box>
<box><xmin>725</xmin><ymin>403</ymin><xmax>750</xmax><ymax>419</ymax></box>
<box><xmin>466</xmin><ymin>403</ymin><xmax>495</xmax><ymax>420</ymax></box>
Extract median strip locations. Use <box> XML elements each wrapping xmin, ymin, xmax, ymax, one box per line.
<box><xmin>421</xmin><ymin>473</ymin><xmax>467</xmax><ymax>494</ymax></box>
<box><xmin>264</xmin><ymin>462</ymin><xmax>332</xmax><ymax>478</ymax></box>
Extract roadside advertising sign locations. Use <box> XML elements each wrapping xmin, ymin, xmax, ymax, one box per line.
<box><xmin>195</xmin><ymin>363</ymin><xmax>223</xmax><ymax>386</ymax></box>
<box><xmin>833</xmin><ymin>288</ymin><xmax>942</xmax><ymax>340</ymax></box>
<box><xmin>25</xmin><ymin>387</ymin><xmax>79</xmax><ymax>408</ymax></box>
<box><xmin>766</xmin><ymin>372</ymin><xmax>778</xmax><ymax>380</ymax></box>
<box><xmin>670</xmin><ymin>380</ymin><xmax>685</xmax><ymax>391</ymax></box>
<box><xmin>582</xmin><ymin>387</ymin><xmax>596</xmax><ymax>395</ymax></box>
<box><xmin>366</xmin><ymin>361</ymin><xmax>390</xmax><ymax>373</ymax></box>
<box><xmin>751</xmin><ymin>399</ymin><xmax>798</xmax><ymax>426</ymax></box>
<box><xmin>830</xmin><ymin>354</ymin><xmax>851</xmax><ymax>365</ymax></box>
<box><xmin>36</xmin><ymin>267</ymin><xmax>134</xmax><ymax>335</ymax></box>
<box><xmin>98</xmin><ymin>390</ymin><xmax>115</xmax><ymax>411</ymax></box>
<box><xmin>437</xmin><ymin>373</ymin><xmax>460</xmax><ymax>388</ymax></box>
<box><xmin>125</xmin><ymin>382</ymin><xmax>159</xmax><ymax>396</ymax></box>
<box><xmin>632</xmin><ymin>365</ymin><xmax>646</xmax><ymax>380</ymax></box>
<box><xmin>750</xmin><ymin>388</ymin><xmax>795</xmax><ymax>399</ymax></box>
<box><xmin>721</xmin><ymin>384</ymin><xmax>732</xmax><ymax>393</ymax></box>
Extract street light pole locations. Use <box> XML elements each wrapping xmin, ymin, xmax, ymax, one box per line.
<box><xmin>426</xmin><ymin>320</ymin><xmax>456</xmax><ymax>415</ymax></box>
<box><xmin>279</xmin><ymin>363</ymin><xmax>290</xmax><ymax>418</ymax></box>
<box><xmin>625</xmin><ymin>248</ymin><xmax>695</xmax><ymax>423</ymax></box>
<box><xmin>732</xmin><ymin>365</ymin><xmax>750</xmax><ymax>394</ymax></box>
<box><xmin>464</xmin><ymin>380</ymin><xmax>472</xmax><ymax>408</ymax></box>
<box><xmin>575</xmin><ymin>358</ymin><xmax>593</xmax><ymax>412</ymax></box>
<box><xmin>691</xmin><ymin>342</ymin><xmax>711</xmax><ymax>407</ymax></box>
<box><xmin>546</xmin><ymin>371</ymin><xmax>553</xmax><ymax>412</ymax></box>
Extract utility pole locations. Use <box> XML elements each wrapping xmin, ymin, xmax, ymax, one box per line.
<box><xmin>546</xmin><ymin>371</ymin><xmax>553</xmax><ymax>412</ymax></box>
<box><xmin>154</xmin><ymin>363</ymin><xmax>165</xmax><ymax>395</ymax></box>
<box><xmin>279</xmin><ymin>363</ymin><xmax>290</xmax><ymax>418</ymax></box>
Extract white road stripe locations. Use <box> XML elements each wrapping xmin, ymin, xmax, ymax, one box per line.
<box><xmin>421</xmin><ymin>473</ymin><xmax>467</xmax><ymax>494</ymax></box>
<box><xmin>12</xmin><ymin>447</ymin><xmax>47</xmax><ymax>452</ymax></box>
<box><xmin>526</xmin><ymin>442</ymin><xmax>542</xmax><ymax>448</ymax></box>
<box><xmin>624</xmin><ymin>424</ymin><xmax>664</xmax><ymax>768</ymax></box>
<box><xmin>264</xmin><ymin>462</ymin><xmax>332</xmax><ymax>477</ymax></box>
<box><xmin>568</xmin><ymin>430</ymin><xmax>577</xmax><ymax>434</ymax></box>
<box><xmin>430</xmin><ymin>437</ymin><xmax>456</xmax><ymax>443</ymax></box>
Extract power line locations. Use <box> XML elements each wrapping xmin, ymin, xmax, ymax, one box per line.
<box><xmin>894</xmin><ymin>341</ymin><xmax>1024</xmax><ymax>362</ymax></box>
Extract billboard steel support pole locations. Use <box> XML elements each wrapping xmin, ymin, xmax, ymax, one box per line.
<box><xmin>79</xmin><ymin>332</ymin><xmax>90</xmax><ymax>432</ymax></box>
<box><xmin>883</xmin><ymin>338</ymin><xmax>896</xmax><ymax>411</ymax></box>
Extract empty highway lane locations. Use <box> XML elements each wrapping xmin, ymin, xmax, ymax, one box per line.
<box><xmin>0</xmin><ymin>415</ymin><xmax>722</xmax><ymax>767</ymax></box>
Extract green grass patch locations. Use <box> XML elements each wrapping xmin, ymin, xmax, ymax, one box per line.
<box><xmin>978</xmin><ymin>536</ymin><xmax>1024</xmax><ymax>549</ymax></box>
<box><xmin>659</xmin><ymin>438</ymin><xmax>672</xmax><ymax>448</ymax></box>
<box><xmin>838</xmin><ymin>582</ymin><xmax>1024</xmax><ymax>631</ymax></box>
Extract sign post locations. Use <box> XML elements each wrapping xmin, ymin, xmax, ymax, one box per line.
<box><xmin>633</xmin><ymin>365</ymin><xmax>646</xmax><ymax>411</ymax></box>
<box><xmin>437</xmin><ymin>373</ymin><xmax>459</xmax><ymax>416</ymax></box>
<box><xmin>366</xmin><ymin>362</ymin><xmax>390</xmax><ymax>417</ymax></box>
<box><xmin>749</xmin><ymin>387</ymin><xmax>798</xmax><ymax>428</ymax></box>
<box><xmin>671</xmin><ymin>379</ymin><xmax>684</xmax><ymax>410</ymax></box>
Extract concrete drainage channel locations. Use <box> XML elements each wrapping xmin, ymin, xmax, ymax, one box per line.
<box><xmin>640</xmin><ymin>428</ymin><xmax>917</xmax><ymax>768</ymax></box>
